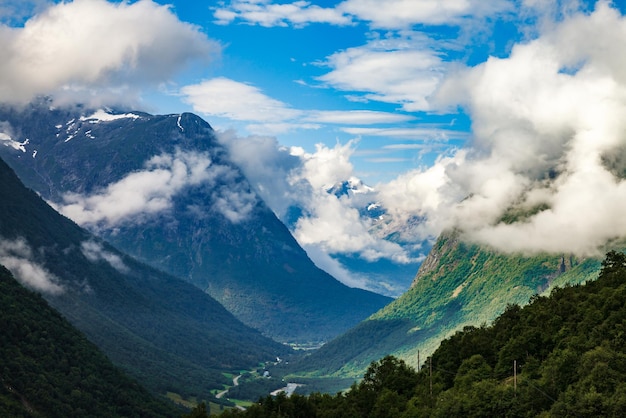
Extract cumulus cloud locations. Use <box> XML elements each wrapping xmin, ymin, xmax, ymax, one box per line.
<box><xmin>0</xmin><ymin>0</ymin><xmax>217</xmax><ymax>106</ymax></box>
<box><xmin>55</xmin><ymin>149</ymin><xmax>254</xmax><ymax>227</ymax></box>
<box><xmin>317</xmin><ymin>33</ymin><xmax>447</xmax><ymax>111</ymax></box>
<box><xmin>0</xmin><ymin>237</ymin><xmax>64</xmax><ymax>294</ymax></box>
<box><xmin>217</xmin><ymin>0</ymin><xmax>626</xmax><ymax>270</ymax></box>
<box><xmin>80</xmin><ymin>240</ymin><xmax>129</xmax><ymax>273</ymax></box>
<box><xmin>218</xmin><ymin>132</ymin><xmax>416</xmax><ymax>266</ymax></box>
<box><xmin>367</xmin><ymin>1</ymin><xmax>626</xmax><ymax>256</ymax></box>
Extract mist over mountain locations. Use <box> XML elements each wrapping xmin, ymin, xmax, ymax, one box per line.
<box><xmin>0</xmin><ymin>100</ymin><xmax>391</xmax><ymax>343</ymax></box>
<box><xmin>0</xmin><ymin>154</ymin><xmax>286</xmax><ymax>400</ymax></box>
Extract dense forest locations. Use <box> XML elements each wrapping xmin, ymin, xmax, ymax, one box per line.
<box><xmin>0</xmin><ymin>265</ymin><xmax>181</xmax><ymax>417</ymax></box>
<box><xmin>204</xmin><ymin>251</ymin><xmax>626</xmax><ymax>417</ymax></box>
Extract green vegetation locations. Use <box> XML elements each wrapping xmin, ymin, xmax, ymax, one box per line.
<box><xmin>0</xmin><ymin>265</ymin><xmax>181</xmax><ymax>417</ymax></box>
<box><xmin>203</xmin><ymin>251</ymin><xmax>626</xmax><ymax>417</ymax></box>
<box><xmin>0</xmin><ymin>155</ymin><xmax>288</xmax><ymax>403</ymax></box>
<box><xmin>290</xmin><ymin>231</ymin><xmax>601</xmax><ymax>379</ymax></box>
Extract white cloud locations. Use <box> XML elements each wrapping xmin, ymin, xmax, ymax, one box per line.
<box><xmin>218</xmin><ymin>131</ymin><xmax>417</xmax><ymax>266</ymax></box>
<box><xmin>80</xmin><ymin>240</ymin><xmax>129</xmax><ymax>273</ymax></box>
<box><xmin>56</xmin><ymin>150</ymin><xmax>216</xmax><ymax>227</ymax></box>
<box><xmin>341</xmin><ymin>126</ymin><xmax>469</xmax><ymax>140</ymax></box>
<box><xmin>0</xmin><ymin>237</ymin><xmax>64</xmax><ymax>294</ymax></box>
<box><xmin>217</xmin><ymin>130</ymin><xmax>303</xmax><ymax>217</ymax></box>
<box><xmin>293</xmin><ymin>192</ymin><xmax>410</xmax><ymax>263</ymax></box>
<box><xmin>56</xmin><ymin>149</ymin><xmax>258</xmax><ymax>227</ymax></box>
<box><xmin>317</xmin><ymin>33</ymin><xmax>446</xmax><ymax>111</ymax></box>
<box><xmin>181</xmin><ymin>77</ymin><xmax>302</xmax><ymax>123</ymax></box>
<box><xmin>339</xmin><ymin>0</ymin><xmax>511</xmax><ymax>29</ymax></box>
<box><xmin>0</xmin><ymin>0</ymin><xmax>217</xmax><ymax>106</ymax></box>
<box><xmin>304</xmin><ymin>110</ymin><xmax>414</xmax><ymax>124</ymax></box>
<box><xmin>372</xmin><ymin>1</ymin><xmax>626</xmax><ymax>256</ymax></box>
<box><xmin>301</xmin><ymin>243</ymin><xmax>378</xmax><ymax>291</ymax></box>
<box><xmin>213</xmin><ymin>0</ymin><xmax>511</xmax><ymax>29</ymax></box>
<box><xmin>181</xmin><ymin>77</ymin><xmax>421</xmax><ymax>135</ymax></box>
<box><xmin>213</xmin><ymin>0</ymin><xmax>352</xmax><ymax>27</ymax></box>
<box><xmin>212</xmin><ymin>186</ymin><xmax>258</xmax><ymax>223</ymax></box>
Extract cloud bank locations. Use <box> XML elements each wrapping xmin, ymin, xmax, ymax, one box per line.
<box><xmin>0</xmin><ymin>0</ymin><xmax>217</xmax><ymax>106</ymax></box>
<box><xmin>218</xmin><ymin>132</ymin><xmax>417</xmax><ymax>262</ymax></box>
<box><xmin>213</xmin><ymin>1</ymin><xmax>626</xmax><ymax>262</ymax></box>
<box><xmin>56</xmin><ymin>149</ymin><xmax>257</xmax><ymax>228</ymax></box>
<box><xmin>382</xmin><ymin>1</ymin><xmax>626</xmax><ymax>256</ymax></box>
<box><xmin>0</xmin><ymin>237</ymin><xmax>64</xmax><ymax>294</ymax></box>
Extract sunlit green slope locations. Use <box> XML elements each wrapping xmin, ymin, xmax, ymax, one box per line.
<box><xmin>292</xmin><ymin>231</ymin><xmax>601</xmax><ymax>378</ymax></box>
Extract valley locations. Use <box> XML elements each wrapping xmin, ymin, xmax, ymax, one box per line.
<box><xmin>3</xmin><ymin>1</ymin><xmax>626</xmax><ymax>417</ymax></box>
<box><xmin>0</xmin><ymin>103</ymin><xmax>620</xmax><ymax>416</ymax></box>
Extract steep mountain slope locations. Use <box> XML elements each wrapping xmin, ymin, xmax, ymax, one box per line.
<box><xmin>0</xmin><ymin>156</ymin><xmax>286</xmax><ymax>400</ymax></box>
<box><xmin>0</xmin><ymin>265</ymin><xmax>180</xmax><ymax>418</ymax></box>
<box><xmin>220</xmin><ymin>251</ymin><xmax>626</xmax><ymax>418</ymax></box>
<box><xmin>290</xmin><ymin>230</ymin><xmax>601</xmax><ymax>378</ymax></box>
<box><xmin>0</xmin><ymin>101</ymin><xmax>391</xmax><ymax>343</ymax></box>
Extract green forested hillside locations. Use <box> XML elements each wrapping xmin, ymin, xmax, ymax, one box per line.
<box><xmin>0</xmin><ymin>155</ymin><xmax>287</xmax><ymax>402</ymax></box>
<box><xmin>213</xmin><ymin>251</ymin><xmax>626</xmax><ymax>417</ymax></box>
<box><xmin>0</xmin><ymin>265</ymin><xmax>180</xmax><ymax>418</ymax></box>
<box><xmin>290</xmin><ymin>231</ymin><xmax>601</xmax><ymax>379</ymax></box>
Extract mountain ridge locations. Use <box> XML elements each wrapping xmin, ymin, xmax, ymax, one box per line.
<box><xmin>0</xmin><ymin>154</ymin><xmax>286</xmax><ymax>400</ymax></box>
<box><xmin>0</xmin><ymin>101</ymin><xmax>391</xmax><ymax>343</ymax></box>
<box><xmin>288</xmin><ymin>230</ymin><xmax>602</xmax><ymax>379</ymax></box>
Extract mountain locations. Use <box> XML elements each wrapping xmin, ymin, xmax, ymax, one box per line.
<box><xmin>288</xmin><ymin>230</ymin><xmax>601</xmax><ymax>379</ymax></box>
<box><xmin>322</xmin><ymin>177</ymin><xmax>425</xmax><ymax>297</ymax></box>
<box><xmin>0</xmin><ymin>155</ymin><xmax>287</xmax><ymax>401</ymax></box>
<box><xmin>0</xmin><ymin>100</ymin><xmax>391</xmax><ymax>343</ymax></box>
<box><xmin>220</xmin><ymin>251</ymin><xmax>626</xmax><ymax>418</ymax></box>
<box><xmin>0</xmin><ymin>265</ymin><xmax>181</xmax><ymax>418</ymax></box>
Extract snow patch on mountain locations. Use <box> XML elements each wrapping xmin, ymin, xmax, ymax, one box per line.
<box><xmin>0</xmin><ymin>133</ymin><xmax>28</xmax><ymax>152</ymax></box>
<box><xmin>80</xmin><ymin>109</ymin><xmax>141</xmax><ymax>123</ymax></box>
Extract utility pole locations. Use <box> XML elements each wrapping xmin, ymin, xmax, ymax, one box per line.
<box><xmin>417</xmin><ymin>350</ymin><xmax>420</xmax><ymax>370</ymax></box>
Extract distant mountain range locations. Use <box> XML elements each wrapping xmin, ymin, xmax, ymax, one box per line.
<box><xmin>322</xmin><ymin>177</ymin><xmax>426</xmax><ymax>297</ymax></box>
<box><xmin>0</xmin><ymin>155</ymin><xmax>286</xmax><ymax>401</ymax></box>
<box><xmin>0</xmin><ymin>100</ymin><xmax>391</xmax><ymax>344</ymax></box>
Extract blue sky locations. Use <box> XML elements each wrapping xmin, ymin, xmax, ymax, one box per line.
<box><xmin>3</xmin><ymin>0</ymin><xmax>626</xmax><ymax>295</ymax></box>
